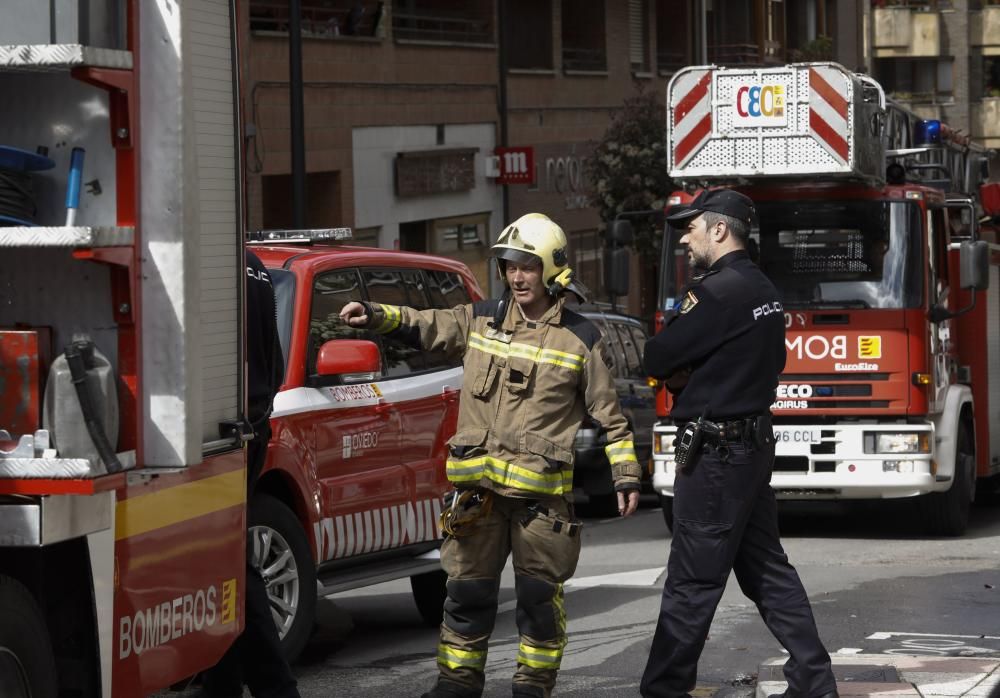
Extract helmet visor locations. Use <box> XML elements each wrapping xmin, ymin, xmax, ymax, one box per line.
<box><xmin>493</xmin><ymin>246</ymin><xmax>541</xmax><ymax>269</ymax></box>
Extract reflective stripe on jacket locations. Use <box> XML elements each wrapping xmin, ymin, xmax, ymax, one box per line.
<box><xmin>367</xmin><ymin>296</ymin><xmax>641</xmax><ymax>498</ymax></box>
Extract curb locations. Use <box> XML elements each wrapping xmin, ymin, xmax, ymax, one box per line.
<box><xmin>756</xmin><ymin>654</ymin><xmax>1000</xmax><ymax>698</ymax></box>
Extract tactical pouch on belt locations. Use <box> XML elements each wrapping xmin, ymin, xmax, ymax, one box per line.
<box><xmin>520</xmin><ymin>502</ymin><xmax>582</xmax><ymax>537</ymax></box>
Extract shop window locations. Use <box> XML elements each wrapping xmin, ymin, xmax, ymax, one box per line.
<box><xmin>506</xmin><ymin>0</ymin><xmax>553</xmax><ymax>69</ymax></box>
<box><xmin>261</xmin><ymin>171</ymin><xmax>342</xmax><ymax>231</ymax></box>
<box><xmin>392</xmin><ymin>0</ymin><xmax>493</xmax><ymax>44</ymax></box>
<box><xmin>562</xmin><ymin>0</ymin><xmax>607</xmax><ymax>71</ymax></box>
<box><xmin>786</xmin><ymin>0</ymin><xmax>836</xmax><ymax>61</ymax></box>
<box><xmin>431</xmin><ymin>218</ymin><xmax>486</xmax><ymax>254</ymax></box>
<box><xmin>655</xmin><ymin>0</ymin><xmax>693</xmax><ymax>74</ymax></box>
<box><xmin>249</xmin><ymin>1</ymin><xmax>385</xmax><ymax>38</ymax></box>
<box><xmin>629</xmin><ymin>0</ymin><xmax>650</xmax><ymax>72</ymax></box>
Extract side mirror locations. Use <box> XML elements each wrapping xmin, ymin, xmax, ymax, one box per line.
<box><xmin>604</xmin><ymin>247</ymin><xmax>630</xmax><ymax>297</ymax></box>
<box><xmin>609</xmin><ymin>219</ymin><xmax>634</xmax><ymax>246</ymax></box>
<box><xmin>960</xmin><ymin>240</ymin><xmax>989</xmax><ymax>291</ymax></box>
<box><xmin>316</xmin><ymin>339</ymin><xmax>381</xmax><ymax>379</ymax></box>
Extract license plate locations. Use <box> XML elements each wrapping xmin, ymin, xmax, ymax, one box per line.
<box><xmin>774</xmin><ymin>428</ymin><xmax>822</xmax><ymax>444</ymax></box>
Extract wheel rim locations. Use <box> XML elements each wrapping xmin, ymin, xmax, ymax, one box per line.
<box><xmin>0</xmin><ymin>647</ymin><xmax>31</xmax><ymax>698</ymax></box>
<box><xmin>249</xmin><ymin>524</ymin><xmax>300</xmax><ymax>640</ymax></box>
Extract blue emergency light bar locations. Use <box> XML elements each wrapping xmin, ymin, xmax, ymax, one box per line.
<box><xmin>914</xmin><ymin>120</ymin><xmax>942</xmax><ymax>146</ymax></box>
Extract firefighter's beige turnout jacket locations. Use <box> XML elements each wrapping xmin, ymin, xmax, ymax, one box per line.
<box><xmin>366</xmin><ymin>296</ymin><xmax>642</xmax><ymax>499</ymax></box>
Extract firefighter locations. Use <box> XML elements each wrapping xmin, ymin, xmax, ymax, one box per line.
<box><xmin>640</xmin><ymin>189</ymin><xmax>837</xmax><ymax>698</ymax></box>
<box><xmin>339</xmin><ymin>213</ymin><xmax>642</xmax><ymax>698</ymax></box>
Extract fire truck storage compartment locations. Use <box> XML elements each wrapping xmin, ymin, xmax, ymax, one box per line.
<box><xmin>0</xmin><ymin>54</ymin><xmax>123</xmax><ymax>474</ymax></box>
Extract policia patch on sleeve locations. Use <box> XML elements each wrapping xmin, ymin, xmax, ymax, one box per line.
<box><xmin>678</xmin><ymin>290</ymin><xmax>699</xmax><ymax>314</ymax></box>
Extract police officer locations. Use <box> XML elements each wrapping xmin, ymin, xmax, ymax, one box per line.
<box><xmin>640</xmin><ymin>189</ymin><xmax>837</xmax><ymax>698</ymax></box>
<box><xmin>339</xmin><ymin>213</ymin><xmax>642</xmax><ymax>698</ymax></box>
<box><xmin>202</xmin><ymin>251</ymin><xmax>300</xmax><ymax>698</ymax></box>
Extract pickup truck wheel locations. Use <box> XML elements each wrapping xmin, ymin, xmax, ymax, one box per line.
<box><xmin>658</xmin><ymin>494</ymin><xmax>674</xmax><ymax>533</ymax></box>
<box><xmin>0</xmin><ymin>575</ymin><xmax>58</xmax><ymax>698</ymax></box>
<box><xmin>410</xmin><ymin>569</ymin><xmax>447</xmax><ymax>626</ymax></box>
<box><xmin>250</xmin><ymin>494</ymin><xmax>317</xmax><ymax>663</ymax></box>
<box><xmin>922</xmin><ymin>421</ymin><xmax>974</xmax><ymax>537</ymax></box>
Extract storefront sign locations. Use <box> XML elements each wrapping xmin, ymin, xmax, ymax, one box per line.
<box><xmin>494</xmin><ymin>146</ymin><xmax>535</xmax><ymax>185</ymax></box>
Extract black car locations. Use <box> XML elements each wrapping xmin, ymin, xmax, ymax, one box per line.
<box><xmin>570</xmin><ymin>305</ymin><xmax>656</xmax><ymax>514</ymax></box>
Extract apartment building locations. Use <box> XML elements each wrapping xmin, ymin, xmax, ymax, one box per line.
<box><xmin>239</xmin><ymin>0</ymin><xmax>994</xmax><ymax>317</ymax></box>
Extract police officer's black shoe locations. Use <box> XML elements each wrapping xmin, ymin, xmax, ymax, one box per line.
<box><xmin>420</xmin><ymin>678</ymin><xmax>481</xmax><ymax>698</ymax></box>
<box><xmin>511</xmin><ymin>682</ymin><xmax>546</xmax><ymax>697</ymax></box>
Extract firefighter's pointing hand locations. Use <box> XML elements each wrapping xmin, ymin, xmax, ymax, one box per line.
<box><xmin>339</xmin><ymin>301</ymin><xmax>370</xmax><ymax>327</ymax></box>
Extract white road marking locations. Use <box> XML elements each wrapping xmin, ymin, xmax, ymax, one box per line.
<box><xmin>565</xmin><ymin>567</ymin><xmax>665</xmax><ymax>588</ymax></box>
<box><xmin>835</xmin><ymin>648</ymin><xmax>863</xmax><ymax>654</ymax></box>
<box><xmin>867</xmin><ymin>631</ymin><xmax>1000</xmax><ymax>641</ymax></box>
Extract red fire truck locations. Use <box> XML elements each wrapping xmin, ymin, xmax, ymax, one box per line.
<box><xmin>650</xmin><ymin>63</ymin><xmax>1000</xmax><ymax>536</ymax></box>
<box><xmin>0</xmin><ymin>1</ymin><xmax>263</xmax><ymax>695</ymax></box>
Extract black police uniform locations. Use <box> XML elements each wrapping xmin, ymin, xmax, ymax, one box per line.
<box><xmin>202</xmin><ymin>251</ymin><xmax>300</xmax><ymax>698</ymax></box>
<box><xmin>640</xmin><ymin>229</ymin><xmax>836</xmax><ymax>696</ymax></box>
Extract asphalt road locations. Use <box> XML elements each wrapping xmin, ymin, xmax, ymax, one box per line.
<box><xmin>166</xmin><ymin>489</ymin><xmax>1000</xmax><ymax>697</ymax></box>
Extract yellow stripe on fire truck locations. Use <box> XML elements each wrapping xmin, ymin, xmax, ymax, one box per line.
<box><xmin>312</xmin><ymin>497</ymin><xmax>444</xmax><ymax>563</ymax></box>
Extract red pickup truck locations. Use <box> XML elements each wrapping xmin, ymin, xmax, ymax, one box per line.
<box><xmin>250</xmin><ymin>240</ymin><xmax>483</xmax><ymax>660</ymax></box>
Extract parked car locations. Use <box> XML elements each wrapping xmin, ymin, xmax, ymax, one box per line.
<box><xmin>569</xmin><ymin>305</ymin><xmax>656</xmax><ymax>514</ymax></box>
<box><xmin>251</xmin><ymin>235</ymin><xmax>483</xmax><ymax>661</ymax></box>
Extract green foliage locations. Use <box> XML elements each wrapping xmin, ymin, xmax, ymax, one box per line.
<box><xmin>584</xmin><ymin>89</ymin><xmax>670</xmax><ymax>255</ymax></box>
<box><xmin>789</xmin><ymin>35</ymin><xmax>834</xmax><ymax>62</ymax></box>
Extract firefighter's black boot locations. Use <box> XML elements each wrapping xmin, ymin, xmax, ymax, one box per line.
<box><xmin>420</xmin><ymin>678</ymin><xmax>481</xmax><ymax>698</ymax></box>
<box><xmin>511</xmin><ymin>682</ymin><xmax>546</xmax><ymax>697</ymax></box>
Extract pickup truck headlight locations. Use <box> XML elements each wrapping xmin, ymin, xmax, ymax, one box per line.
<box><xmin>865</xmin><ymin>432</ymin><xmax>930</xmax><ymax>454</ymax></box>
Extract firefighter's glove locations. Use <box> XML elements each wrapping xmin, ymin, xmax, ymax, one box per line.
<box><xmin>439</xmin><ymin>489</ymin><xmax>492</xmax><ymax>538</ymax></box>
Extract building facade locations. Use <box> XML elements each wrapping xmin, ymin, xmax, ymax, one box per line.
<box><xmin>239</xmin><ymin>0</ymin><xmax>996</xmax><ymax>321</ymax></box>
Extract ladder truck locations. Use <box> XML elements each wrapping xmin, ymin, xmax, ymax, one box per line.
<box><xmin>650</xmin><ymin>62</ymin><xmax>1000</xmax><ymax>536</ymax></box>
<box><xmin>0</xmin><ymin>1</ymin><xmax>256</xmax><ymax>694</ymax></box>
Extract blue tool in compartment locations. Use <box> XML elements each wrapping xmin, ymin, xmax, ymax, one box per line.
<box><xmin>65</xmin><ymin>147</ymin><xmax>86</xmax><ymax>226</ymax></box>
<box><xmin>0</xmin><ymin>145</ymin><xmax>56</xmax><ymax>227</ymax></box>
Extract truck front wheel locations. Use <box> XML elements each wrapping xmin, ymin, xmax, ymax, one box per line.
<box><xmin>250</xmin><ymin>494</ymin><xmax>318</xmax><ymax>663</ymax></box>
<box><xmin>0</xmin><ymin>575</ymin><xmax>58</xmax><ymax>698</ymax></box>
<box><xmin>922</xmin><ymin>421</ymin><xmax>975</xmax><ymax>537</ymax></box>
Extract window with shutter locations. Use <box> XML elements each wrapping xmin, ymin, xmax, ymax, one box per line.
<box><xmin>629</xmin><ymin>0</ymin><xmax>649</xmax><ymax>71</ymax></box>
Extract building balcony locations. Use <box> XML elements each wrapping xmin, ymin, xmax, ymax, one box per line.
<box><xmin>972</xmin><ymin>97</ymin><xmax>1000</xmax><ymax>145</ymax></box>
<box><xmin>971</xmin><ymin>6</ymin><xmax>1000</xmax><ymax>55</ymax></box>
<box><xmin>888</xmin><ymin>92</ymin><xmax>949</xmax><ymax>120</ymax></box>
<box><xmin>873</xmin><ymin>7</ymin><xmax>941</xmax><ymax>57</ymax></box>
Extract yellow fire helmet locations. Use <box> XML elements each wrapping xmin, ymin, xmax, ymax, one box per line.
<box><xmin>492</xmin><ymin>213</ymin><xmax>569</xmax><ymax>287</ymax></box>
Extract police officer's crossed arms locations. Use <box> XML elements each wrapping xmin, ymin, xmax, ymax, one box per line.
<box><xmin>640</xmin><ymin>190</ymin><xmax>838</xmax><ymax>698</ymax></box>
<box><xmin>340</xmin><ymin>213</ymin><xmax>641</xmax><ymax>698</ymax></box>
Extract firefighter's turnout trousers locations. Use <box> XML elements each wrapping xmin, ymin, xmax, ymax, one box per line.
<box><xmin>437</xmin><ymin>493</ymin><xmax>581</xmax><ymax>697</ymax></box>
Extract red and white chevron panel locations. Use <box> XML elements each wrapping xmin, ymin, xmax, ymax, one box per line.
<box><xmin>671</xmin><ymin>69</ymin><xmax>713</xmax><ymax>169</ymax></box>
<box><xmin>808</xmin><ymin>66</ymin><xmax>850</xmax><ymax>165</ymax></box>
<box><xmin>313</xmin><ymin>498</ymin><xmax>443</xmax><ymax>562</ymax></box>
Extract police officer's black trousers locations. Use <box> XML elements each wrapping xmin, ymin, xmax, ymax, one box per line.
<box><xmin>641</xmin><ymin>436</ymin><xmax>835</xmax><ymax>698</ymax></box>
<box><xmin>202</xmin><ymin>430</ymin><xmax>300</xmax><ymax>698</ymax></box>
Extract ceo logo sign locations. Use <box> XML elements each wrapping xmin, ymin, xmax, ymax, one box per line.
<box><xmin>734</xmin><ymin>84</ymin><xmax>787</xmax><ymax>128</ymax></box>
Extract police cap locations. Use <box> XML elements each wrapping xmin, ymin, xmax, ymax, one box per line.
<box><xmin>666</xmin><ymin>189</ymin><xmax>756</xmax><ymax>228</ymax></box>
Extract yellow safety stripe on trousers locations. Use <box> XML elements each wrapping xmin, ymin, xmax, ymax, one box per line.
<box><xmin>446</xmin><ymin>457</ymin><xmax>573</xmax><ymax>496</ymax></box>
<box><xmin>516</xmin><ymin>642</ymin><xmax>564</xmax><ymax>670</ymax></box>
<box><xmin>372</xmin><ymin>304</ymin><xmax>402</xmax><ymax>334</ymax></box>
<box><xmin>437</xmin><ymin>644</ymin><xmax>487</xmax><ymax>671</ymax></box>
<box><xmin>468</xmin><ymin>332</ymin><xmax>585</xmax><ymax>371</ymax></box>
<box><xmin>605</xmin><ymin>439</ymin><xmax>637</xmax><ymax>465</ymax></box>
